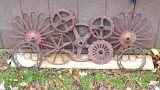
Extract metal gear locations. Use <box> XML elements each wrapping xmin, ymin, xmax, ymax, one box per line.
<box><xmin>72</xmin><ymin>23</ymin><xmax>91</xmax><ymax>61</ymax></box>
<box><xmin>51</xmin><ymin>8</ymin><xmax>76</xmax><ymax>33</ymax></box>
<box><xmin>42</xmin><ymin>33</ymin><xmax>74</xmax><ymax>65</ymax></box>
<box><xmin>89</xmin><ymin>16</ymin><xmax>114</xmax><ymax>39</ymax></box>
<box><xmin>110</xmin><ymin>12</ymin><xmax>153</xmax><ymax>55</ymax></box>
<box><xmin>12</xmin><ymin>42</ymin><xmax>42</xmax><ymax>69</ymax></box>
<box><xmin>88</xmin><ymin>40</ymin><xmax>113</xmax><ymax>64</ymax></box>
<box><xmin>116</xmin><ymin>45</ymin><xmax>146</xmax><ymax>72</ymax></box>
<box><xmin>10</xmin><ymin>12</ymin><xmax>53</xmax><ymax>46</ymax></box>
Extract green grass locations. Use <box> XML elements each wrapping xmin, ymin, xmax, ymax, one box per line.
<box><xmin>0</xmin><ymin>67</ymin><xmax>159</xmax><ymax>90</ymax></box>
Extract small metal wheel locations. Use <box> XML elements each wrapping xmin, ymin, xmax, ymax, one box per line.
<box><xmin>51</xmin><ymin>8</ymin><xmax>76</xmax><ymax>33</ymax></box>
<box><xmin>42</xmin><ymin>33</ymin><xmax>74</xmax><ymax>65</ymax></box>
<box><xmin>88</xmin><ymin>40</ymin><xmax>113</xmax><ymax>64</ymax></box>
<box><xmin>116</xmin><ymin>45</ymin><xmax>146</xmax><ymax>72</ymax></box>
<box><xmin>89</xmin><ymin>16</ymin><xmax>114</xmax><ymax>39</ymax></box>
<box><xmin>12</xmin><ymin>42</ymin><xmax>42</xmax><ymax>69</ymax></box>
<box><xmin>72</xmin><ymin>23</ymin><xmax>91</xmax><ymax>61</ymax></box>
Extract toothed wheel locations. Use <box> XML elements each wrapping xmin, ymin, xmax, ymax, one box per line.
<box><xmin>10</xmin><ymin>12</ymin><xmax>53</xmax><ymax>46</ymax></box>
<box><xmin>51</xmin><ymin>8</ymin><xmax>76</xmax><ymax>33</ymax></box>
<box><xmin>89</xmin><ymin>16</ymin><xmax>114</xmax><ymax>39</ymax></box>
<box><xmin>72</xmin><ymin>23</ymin><xmax>91</xmax><ymax>61</ymax></box>
<box><xmin>117</xmin><ymin>45</ymin><xmax>146</xmax><ymax>72</ymax></box>
<box><xmin>12</xmin><ymin>42</ymin><xmax>42</xmax><ymax>69</ymax></box>
<box><xmin>110</xmin><ymin>12</ymin><xmax>153</xmax><ymax>55</ymax></box>
<box><xmin>88</xmin><ymin>40</ymin><xmax>113</xmax><ymax>64</ymax></box>
<box><xmin>42</xmin><ymin>33</ymin><xmax>74</xmax><ymax>65</ymax></box>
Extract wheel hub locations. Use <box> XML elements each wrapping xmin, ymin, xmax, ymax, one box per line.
<box><xmin>25</xmin><ymin>30</ymin><xmax>42</xmax><ymax>44</ymax></box>
<box><xmin>120</xmin><ymin>31</ymin><xmax>136</xmax><ymax>46</ymax></box>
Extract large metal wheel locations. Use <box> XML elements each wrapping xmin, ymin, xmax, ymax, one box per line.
<box><xmin>10</xmin><ymin>12</ymin><xmax>53</xmax><ymax>47</ymax></box>
<box><xmin>110</xmin><ymin>12</ymin><xmax>153</xmax><ymax>55</ymax></box>
<box><xmin>42</xmin><ymin>33</ymin><xmax>74</xmax><ymax>65</ymax></box>
<box><xmin>12</xmin><ymin>42</ymin><xmax>42</xmax><ymax>69</ymax></box>
<box><xmin>72</xmin><ymin>23</ymin><xmax>91</xmax><ymax>61</ymax></box>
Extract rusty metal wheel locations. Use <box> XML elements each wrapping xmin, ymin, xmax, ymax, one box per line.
<box><xmin>72</xmin><ymin>23</ymin><xmax>91</xmax><ymax>61</ymax></box>
<box><xmin>89</xmin><ymin>16</ymin><xmax>114</xmax><ymax>39</ymax></box>
<box><xmin>88</xmin><ymin>40</ymin><xmax>113</xmax><ymax>64</ymax></box>
<box><xmin>10</xmin><ymin>12</ymin><xmax>53</xmax><ymax>47</ymax></box>
<box><xmin>12</xmin><ymin>42</ymin><xmax>42</xmax><ymax>69</ymax></box>
<box><xmin>51</xmin><ymin>8</ymin><xmax>76</xmax><ymax>33</ymax></box>
<box><xmin>110</xmin><ymin>12</ymin><xmax>153</xmax><ymax>55</ymax></box>
<box><xmin>42</xmin><ymin>33</ymin><xmax>74</xmax><ymax>65</ymax></box>
<box><xmin>117</xmin><ymin>45</ymin><xmax>146</xmax><ymax>72</ymax></box>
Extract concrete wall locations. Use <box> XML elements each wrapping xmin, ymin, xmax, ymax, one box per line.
<box><xmin>0</xmin><ymin>0</ymin><xmax>159</xmax><ymax>48</ymax></box>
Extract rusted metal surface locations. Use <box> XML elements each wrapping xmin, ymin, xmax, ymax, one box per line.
<box><xmin>111</xmin><ymin>12</ymin><xmax>153</xmax><ymax>54</ymax></box>
<box><xmin>42</xmin><ymin>33</ymin><xmax>74</xmax><ymax>65</ymax></box>
<box><xmin>72</xmin><ymin>23</ymin><xmax>91</xmax><ymax>61</ymax></box>
<box><xmin>88</xmin><ymin>40</ymin><xmax>113</xmax><ymax>64</ymax></box>
<box><xmin>10</xmin><ymin>12</ymin><xmax>52</xmax><ymax>47</ymax></box>
<box><xmin>116</xmin><ymin>45</ymin><xmax>146</xmax><ymax>72</ymax></box>
<box><xmin>51</xmin><ymin>8</ymin><xmax>76</xmax><ymax>33</ymax></box>
<box><xmin>12</xmin><ymin>42</ymin><xmax>42</xmax><ymax>69</ymax></box>
<box><xmin>9</xmin><ymin>7</ymin><xmax>152</xmax><ymax>70</ymax></box>
<box><xmin>89</xmin><ymin>16</ymin><xmax>114</xmax><ymax>39</ymax></box>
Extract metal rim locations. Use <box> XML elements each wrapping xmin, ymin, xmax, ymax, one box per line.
<box><xmin>116</xmin><ymin>45</ymin><xmax>146</xmax><ymax>72</ymax></box>
<box><xmin>12</xmin><ymin>42</ymin><xmax>42</xmax><ymax>69</ymax></box>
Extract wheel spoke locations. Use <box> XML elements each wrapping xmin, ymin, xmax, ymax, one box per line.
<box><xmin>61</xmin><ymin>49</ymin><xmax>72</xmax><ymax>54</ymax></box>
<box><xmin>73</xmin><ymin>29</ymin><xmax>81</xmax><ymax>39</ymax></box>
<box><xmin>42</xmin><ymin>43</ymin><xmax>55</xmax><ymax>49</ymax></box>
<box><xmin>60</xmin><ymin>41</ymin><xmax>72</xmax><ymax>48</ymax></box>
<box><xmin>39</xmin><ymin>24</ymin><xmax>51</xmax><ymax>33</ymax></box>
<box><xmin>12</xmin><ymin>21</ymin><xmax>27</xmax><ymax>32</ymax></box>
<box><xmin>64</xmin><ymin>16</ymin><xmax>72</xmax><ymax>22</ymax></box>
<box><xmin>50</xmin><ymin>36</ymin><xmax>57</xmax><ymax>47</ymax></box>
<box><xmin>83</xmin><ymin>33</ymin><xmax>91</xmax><ymax>41</ymax></box>
<box><xmin>44</xmin><ymin>49</ymin><xmax>56</xmax><ymax>56</ymax></box>
<box><xmin>57</xmin><ymin>13</ymin><xmax>62</xmax><ymax>19</ymax></box>
<box><xmin>92</xmin><ymin>25</ymin><xmax>99</xmax><ymax>30</ymax></box>
<box><xmin>76</xmin><ymin>47</ymin><xmax>82</xmax><ymax>59</ymax></box>
<box><xmin>37</xmin><ymin>17</ymin><xmax>47</xmax><ymax>31</ymax></box>
<box><xmin>11</xmin><ymin>29</ymin><xmax>25</xmax><ymax>35</ymax></box>
<box><xmin>52</xmin><ymin>52</ymin><xmax>57</xmax><ymax>64</ymax></box>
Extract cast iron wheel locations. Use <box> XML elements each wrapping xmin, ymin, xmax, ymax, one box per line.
<box><xmin>88</xmin><ymin>40</ymin><xmax>113</xmax><ymax>64</ymax></box>
<box><xmin>116</xmin><ymin>45</ymin><xmax>146</xmax><ymax>72</ymax></box>
<box><xmin>12</xmin><ymin>42</ymin><xmax>42</xmax><ymax>69</ymax></box>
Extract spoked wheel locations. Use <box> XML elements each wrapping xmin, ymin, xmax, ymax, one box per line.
<box><xmin>72</xmin><ymin>23</ymin><xmax>91</xmax><ymax>61</ymax></box>
<box><xmin>51</xmin><ymin>8</ymin><xmax>76</xmax><ymax>33</ymax></box>
<box><xmin>110</xmin><ymin>12</ymin><xmax>153</xmax><ymax>56</ymax></box>
<box><xmin>88</xmin><ymin>40</ymin><xmax>113</xmax><ymax>64</ymax></box>
<box><xmin>89</xmin><ymin>16</ymin><xmax>114</xmax><ymax>39</ymax></box>
<box><xmin>117</xmin><ymin>45</ymin><xmax>146</xmax><ymax>72</ymax></box>
<box><xmin>42</xmin><ymin>33</ymin><xmax>74</xmax><ymax>65</ymax></box>
<box><xmin>12</xmin><ymin>42</ymin><xmax>42</xmax><ymax>69</ymax></box>
<box><xmin>10</xmin><ymin>12</ymin><xmax>53</xmax><ymax>47</ymax></box>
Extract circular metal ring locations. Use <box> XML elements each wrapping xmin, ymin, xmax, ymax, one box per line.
<box><xmin>12</xmin><ymin>42</ymin><xmax>42</xmax><ymax>69</ymax></box>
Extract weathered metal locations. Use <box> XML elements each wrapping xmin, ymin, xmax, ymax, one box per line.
<box><xmin>116</xmin><ymin>45</ymin><xmax>146</xmax><ymax>72</ymax></box>
<box><xmin>42</xmin><ymin>33</ymin><xmax>74</xmax><ymax>65</ymax></box>
<box><xmin>51</xmin><ymin>8</ymin><xmax>76</xmax><ymax>33</ymax></box>
<box><xmin>88</xmin><ymin>40</ymin><xmax>113</xmax><ymax>64</ymax></box>
<box><xmin>72</xmin><ymin>23</ymin><xmax>91</xmax><ymax>61</ymax></box>
<box><xmin>12</xmin><ymin>42</ymin><xmax>42</xmax><ymax>69</ymax></box>
<box><xmin>89</xmin><ymin>16</ymin><xmax>114</xmax><ymax>39</ymax></box>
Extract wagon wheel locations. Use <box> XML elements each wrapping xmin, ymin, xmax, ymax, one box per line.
<box><xmin>10</xmin><ymin>12</ymin><xmax>53</xmax><ymax>48</ymax></box>
<box><xmin>72</xmin><ymin>23</ymin><xmax>91</xmax><ymax>61</ymax></box>
<box><xmin>88</xmin><ymin>40</ymin><xmax>113</xmax><ymax>64</ymax></box>
<box><xmin>89</xmin><ymin>16</ymin><xmax>114</xmax><ymax>39</ymax></box>
<box><xmin>12</xmin><ymin>42</ymin><xmax>42</xmax><ymax>69</ymax></box>
<box><xmin>117</xmin><ymin>45</ymin><xmax>146</xmax><ymax>72</ymax></box>
<box><xmin>42</xmin><ymin>33</ymin><xmax>74</xmax><ymax>65</ymax></box>
<box><xmin>110</xmin><ymin>12</ymin><xmax>153</xmax><ymax>59</ymax></box>
<box><xmin>51</xmin><ymin>8</ymin><xmax>76</xmax><ymax>33</ymax></box>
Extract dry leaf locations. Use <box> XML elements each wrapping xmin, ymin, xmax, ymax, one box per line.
<box><xmin>0</xmin><ymin>66</ymin><xmax>8</xmax><ymax>71</ymax></box>
<box><xmin>19</xmin><ymin>82</ymin><xmax>27</xmax><ymax>87</ymax></box>
<box><xmin>72</xmin><ymin>75</ymin><xmax>80</xmax><ymax>82</ymax></box>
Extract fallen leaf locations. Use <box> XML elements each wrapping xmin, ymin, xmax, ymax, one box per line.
<box><xmin>72</xmin><ymin>75</ymin><xmax>80</xmax><ymax>82</ymax></box>
<box><xmin>89</xmin><ymin>82</ymin><xmax>94</xmax><ymax>89</ymax></box>
<box><xmin>19</xmin><ymin>82</ymin><xmax>27</xmax><ymax>87</ymax></box>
